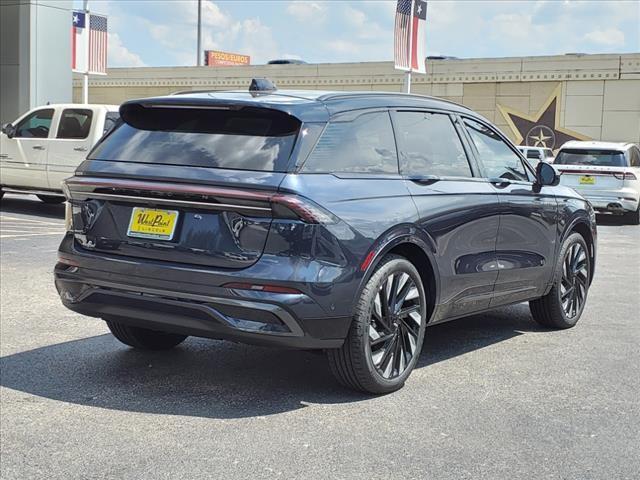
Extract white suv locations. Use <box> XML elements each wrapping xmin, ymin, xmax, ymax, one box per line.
<box><xmin>517</xmin><ymin>146</ymin><xmax>555</xmax><ymax>165</ymax></box>
<box><xmin>554</xmin><ymin>141</ymin><xmax>640</xmax><ymax>224</ymax></box>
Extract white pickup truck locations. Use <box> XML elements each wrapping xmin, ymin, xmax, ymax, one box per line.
<box><xmin>0</xmin><ymin>104</ymin><xmax>119</xmax><ymax>203</ymax></box>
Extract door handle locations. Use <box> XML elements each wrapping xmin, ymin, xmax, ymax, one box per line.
<box><xmin>488</xmin><ymin>177</ymin><xmax>512</xmax><ymax>187</ymax></box>
<box><xmin>32</xmin><ymin>145</ymin><xmax>45</xmax><ymax>150</ymax></box>
<box><xmin>73</xmin><ymin>147</ymin><xmax>88</xmax><ymax>152</ymax></box>
<box><xmin>407</xmin><ymin>175</ymin><xmax>441</xmax><ymax>185</ymax></box>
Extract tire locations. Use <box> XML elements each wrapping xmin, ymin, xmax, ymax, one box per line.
<box><xmin>106</xmin><ymin>319</ymin><xmax>188</xmax><ymax>350</ymax></box>
<box><xmin>625</xmin><ymin>206</ymin><xmax>640</xmax><ymax>225</ymax></box>
<box><xmin>37</xmin><ymin>194</ymin><xmax>65</xmax><ymax>204</ymax></box>
<box><xmin>529</xmin><ymin>232</ymin><xmax>591</xmax><ymax>329</ymax></box>
<box><xmin>326</xmin><ymin>254</ymin><xmax>427</xmax><ymax>394</ymax></box>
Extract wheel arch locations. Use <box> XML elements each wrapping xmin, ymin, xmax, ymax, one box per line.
<box><xmin>564</xmin><ymin>217</ymin><xmax>596</xmax><ymax>284</ymax></box>
<box><xmin>356</xmin><ymin>226</ymin><xmax>440</xmax><ymax>324</ymax></box>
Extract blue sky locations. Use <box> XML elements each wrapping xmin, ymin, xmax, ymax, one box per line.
<box><xmin>74</xmin><ymin>1</ymin><xmax>640</xmax><ymax>67</ymax></box>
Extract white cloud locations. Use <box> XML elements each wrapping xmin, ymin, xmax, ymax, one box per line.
<box><xmin>108</xmin><ymin>32</ymin><xmax>146</xmax><ymax>67</ymax></box>
<box><xmin>583</xmin><ymin>28</ymin><xmax>625</xmax><ymax>46</ymax></box>
<box><xmin>327</xmin><ymin>40</ymin><xmax>361</xmax><ymax>54</ymax></box>
<box><xmin>286</xmin><ymin>1</ymin><xmax>326</xmax><ymax>22</ymax></box>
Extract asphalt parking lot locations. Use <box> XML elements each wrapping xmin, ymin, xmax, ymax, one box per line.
<box><xmin>1</xmin><ymin>193</ymin><xmax>638</xmax><ymax>480</ymax></box>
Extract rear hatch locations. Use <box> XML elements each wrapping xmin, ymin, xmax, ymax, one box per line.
<box><xmin>66</xmin><ymin>102</ymin><xmax>302</xmax><ymax>269</ymax></box>
<box><xmin>554</xmin><ymin>148</ymin><xmax>627</xmax><ymax>192</ymax></box>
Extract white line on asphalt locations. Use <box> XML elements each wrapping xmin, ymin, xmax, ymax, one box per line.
<box><xmin>0</xmin><ymin>216</ymin><xmax>63</xmax><ymax>226</ymax></box>
<box><xmin>0</xmin><ymin>232</ymin><xmax>66</xmax><ymax>239</ymax></box>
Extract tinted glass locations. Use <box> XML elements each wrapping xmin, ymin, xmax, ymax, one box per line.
<box><xmin>302</xmin><ymin>111</ymin><xmax>397</xmax><ymax>174</ymax></box>
<box><xmin>89</xmin><ymin>107</ymin><xmax>300</xmax><ymax>171</ymax></box>
<box><xmin>526</xmin><ymin>150</ymin><xmax>541</xmax><ymax>159</ymax></box>
<box><xmin>57</xmin><ymin>109</ymin><xmax>93</xmax><ymax>139</ymax></box>
<box><xmin>628</xmin><ymin>147</ymin><xmax>639</xmax><ymax>167</ymax></box>
<box><xmin>395</xmin><ymin>111</ymin><xmax>472</xmax><ymax>177</ymax></box>
<box><xmin>464</xmin><ymin>118</ymin><xmax>529</xmax><ymax>181</ymax></box>
<box><xmin>15</xmin><ymin>109</ymin><xmax>54</xmax><ymax>138</ymax></box>
<box><xmin>554</xmin><ymin>149</ymin><xmax>627</xmax><ymax>167</ymax></box>
<box><xmin>103</xmin><ymin>112</ymin><xmax>121</xmax><ymax>135</ymax></box>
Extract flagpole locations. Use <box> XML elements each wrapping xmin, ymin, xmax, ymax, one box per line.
<box><xmin>404</xmin><ymin>0</ymin><xmax>414</xmax><ymax>94</ymax></box>
<box><xmin>196</xmin><ymin>0</ymin><xmax>202</xmax><ymax>66</ymax></box>
<box><xmin>82</xmin><ymin>0</ymin><xmax>89</xmax><ymax>104</ymax></box>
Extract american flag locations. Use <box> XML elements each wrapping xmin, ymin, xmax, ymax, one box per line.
<box><xmin>89</xmin><ymin>14</ymin><xmax>108</xmax><ymax>74</ymax></box>
<box><xmin>394</xmin><ymin>0</ymin><xmax>427</xmax><ymax>74</ymax></box>
<box><xmin>394</xmin><ymin>0</ymin><xmax>412</xmax><ymax>71</ymax></box>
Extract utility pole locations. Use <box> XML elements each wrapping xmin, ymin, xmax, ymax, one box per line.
<box><xmin>82</xmin><ymin>0</ymin><xmax>89</xmax><ymax>103</ymax></box>
<box><xmin>403</xmin><ymin>0</ymin><xmax>414</xmax><ymax>94</ymax></box>
<box><xmin>196</xmin><ymin>0</ymin><xmax>202</xmax><ymax>66</ymax></box>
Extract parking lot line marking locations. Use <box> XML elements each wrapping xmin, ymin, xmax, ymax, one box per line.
<box><xmin>0</xmin><ymin>232</ymin><xmax>65</xmax><ymax>239</ymax></box>
<box><xmin>0</xmin><ymin>215</ymin><xmax>64</xmax><ymax>226</ymax></box>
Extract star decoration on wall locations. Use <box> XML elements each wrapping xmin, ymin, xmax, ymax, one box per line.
<box><xmin>497</xmin><ymin>85</ymin><xmax>590</xmax><ymax>150</ymax></box>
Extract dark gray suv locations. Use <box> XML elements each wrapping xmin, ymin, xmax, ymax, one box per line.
<box><xmin>55</xmin><ymin>85</ymin><xmax>597</xmax><ymax>393</ymax></box>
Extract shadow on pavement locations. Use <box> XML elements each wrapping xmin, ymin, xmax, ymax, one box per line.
<box><xmin>0</xmin><ymin>304</ymin><xmax>544</xmax><ymax>419</ymax></box>
<box><xmin>595</xmin><ymin>213</ymin><xmax>633</xmax><ymax>226</ymax></box>
<box><xmin>0</xmin><ymin>195</ymin><xmax>66</xmax><ymax>220</ymax></box>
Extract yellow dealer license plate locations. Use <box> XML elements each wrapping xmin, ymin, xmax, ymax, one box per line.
<box><xmin>127</xmin><ymin>207</ymin><xmax>179</xmax><ymax>241</ymax></box>
<box><xmin>579</xmin><ymin>176</ymin><xmax>595</xmax><ymax>185</ymax></box>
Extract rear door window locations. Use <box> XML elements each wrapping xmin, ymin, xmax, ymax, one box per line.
<box><xmin>526</xmin><ymin>150</ymin><xmax>541</xmax><ymax>160</ymax></box>
<box><xmin>57</xmin><ymin>109</ymin><xmax>93</xmax><ymax>139</ymax></box>
<box><xmin>554</xmin><ymin>149</ymin><xmax>627</xmax><ymax>167</ymax></box>
<box><xmin>394</xmin><ymin>111</ymin><xmax>472</xmax><ymax>177</ymax></box>
<box><xmin>463</xmin><ymin>118</ymin><xmax>530</xmax><ymax>182</ymax></box>
<box><xmin>302</xmin><ymin>111</ymin><xmax>398</xmax><ymax>174</ymax></box>
<box><xmin>89</xmin><ymin>106</ymin><xmax>300</xmax><ymax>172</ymax></box>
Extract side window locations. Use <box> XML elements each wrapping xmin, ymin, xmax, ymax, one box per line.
<box><xmin>57</xmin><ymin>109</ymin><xmax>93</xmax><ymax>139</ymax></box>
<box><xmin>14</xmin><ymin>109</ymin><xmax>54</xmax><ymax>138</ymax></box>
<box><xmin>302</xmin><ymin>111</ymin><xmax>398</xmax><ymax>174</ymax></box>
<box><xmin>629</xmin><ymin>147</ymin><xmax>640</xmax><ymax>167</ymax></box>
<box><xmin>463</xmin><ymin>118</ymin><xmax>530</xmax><ymax>182</ymax></box>
<box><xmin>526</xmin><ymin>150</ymin><xmax>541</xmax><ymax>159</ymax></box>
<box><xmin>395</xmin><ymin>111</ymin><xmax>472</xmax><ymax>177</ymax></box>
<box><xmin>103</xmin><ymin>112</ymin><xmax>121</xmax><ymax>136</ymax></box>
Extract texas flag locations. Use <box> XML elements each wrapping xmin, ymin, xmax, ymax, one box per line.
<box><xmin>71</xmin><ymin>11</ymin><xmax>88</xmax><ymax>72</ymax></box>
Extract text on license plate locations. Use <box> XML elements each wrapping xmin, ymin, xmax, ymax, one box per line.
<box><xmin>579</xmin><ymin>176</ymin><xmax>595</xmax><ymax>185</ymax></box>
<box><xmin>127</xmin><ymin>207</ymin><xmax>179</xmax><ymax>240</ymax></box>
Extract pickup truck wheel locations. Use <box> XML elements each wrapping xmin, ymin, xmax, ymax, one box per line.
<box><xmin>106</xmin><ymin>319</ymin><xmax>188</xmax><ymax>350</ymax></box>
<box><xmin>36</xmin><ymin>194</ymin><xmax>65</xmax><ymax>204</ymax></box>
<box><xmin>529</xmin><ymin>232</ymin><xmax>590</xmax><ymax>329</ymax></box>
<box><xmin>326</xmin><ymin>254</ymin><xmax>427</xmax><ymax>394</ymax></box>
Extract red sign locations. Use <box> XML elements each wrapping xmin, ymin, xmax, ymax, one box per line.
<box><xmin>204</xmin><ymin>50</ymin><xmax>250</xmax><ymax>67</ymax></box>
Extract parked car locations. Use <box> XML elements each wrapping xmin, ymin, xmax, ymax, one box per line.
<box><xmin>517</xmin><ymin>146</ymin><xmax>555</xmax><ymax>164</ymax></box>
<box><xmin>0</xmin><ymin>104</ymin><xmax>119</xmax><ymax>203</ymax></box>
<box><xmin>55</xmin><ymin>86</ymin><xmax>597</xmax><ymax>394</ymax></box>
<box><xmin>554</xmin><ymin>141</ymin><xmax>640</xmax><ymax>224</ymax></box>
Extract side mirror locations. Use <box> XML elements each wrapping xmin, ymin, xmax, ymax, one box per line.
<box><xmin>1</xmin><ymin>123</ymin><xmax>15</xmax><ymax>138</ymax></box>
<box><xmin>535</xmin><ymin>161</ymin><xmax>559</xmax><ymax>186</ymax></box>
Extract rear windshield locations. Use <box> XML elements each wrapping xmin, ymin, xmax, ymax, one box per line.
<box><xmin>554</xmin><ymin>149</ymin><xmax>626</xmax><ymax>167</ymax></box>
<box><xmin>89</xmin><ymin>106</ymin><xmax>300</xmax><ymax>172</ymax></box>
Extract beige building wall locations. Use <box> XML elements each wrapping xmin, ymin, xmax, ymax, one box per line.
<box><xmin>74</xmin><ymin>53</ymin><xmax>640</xmax><ymax>145</ymax></box>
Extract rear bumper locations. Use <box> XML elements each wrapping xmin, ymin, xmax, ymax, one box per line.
<box><xmin>55</xmin><ymin>234</ymin><xmax>351</xmax><ymax>349</ymax></box>
<box><xmin>573</xmin><ymin>188</ymin><xmax>639</xmax><ymax>213</ymax></box>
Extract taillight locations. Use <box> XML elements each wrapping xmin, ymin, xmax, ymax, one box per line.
<box><xmin>223</xmin><ymin>282</ymin><xmax>302</xmax><ymax>294</ymax></box>
<box><xmin>271</xmin><ymin>193</ymin><xmax>337</xmax><ymax>224</ymax></box>
<box><xmin>613</xmin><ymin>172</ymin><xmax>637</xmax><ymax>180</ymax></box>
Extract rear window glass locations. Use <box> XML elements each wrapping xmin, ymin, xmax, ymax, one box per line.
<box><xmin>301</xmin><ymin>111</ymin><xmax>398</xmax><ymax>174</ymax></box>
<box><xmin>554</xmin><ymin>149</ymin><xmax>626</xmax><ymax>167</ymax></box>
<box><xmin>89</xmin><ymin>106</ymin><xmax>300</xmax><ymax>172</ymax></box>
